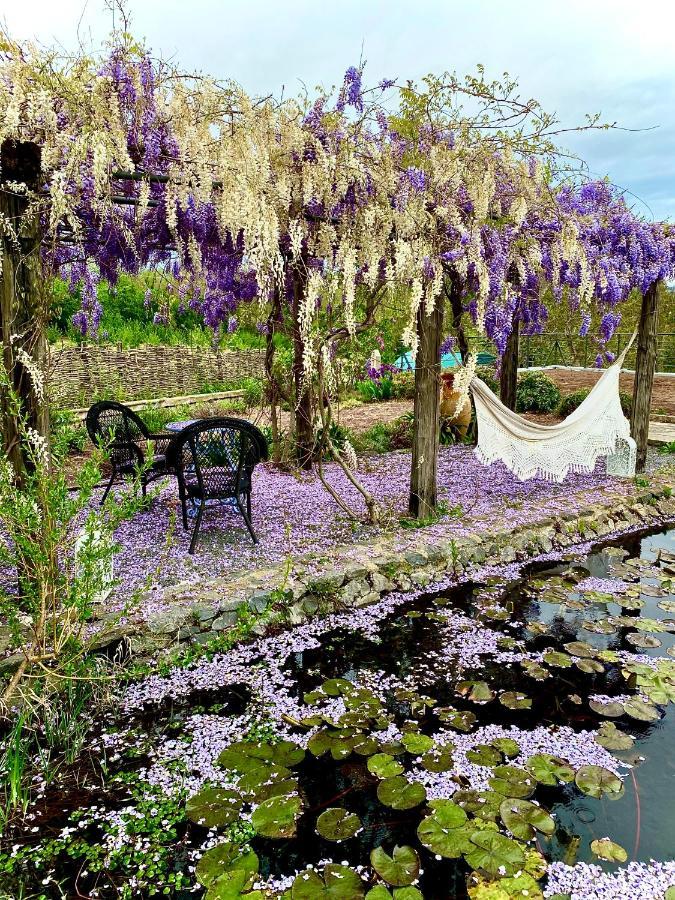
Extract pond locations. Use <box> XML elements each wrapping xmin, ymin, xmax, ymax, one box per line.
<box><xmin>2</xmin><ymin>525</ymin><xmax>675</xmax><ymax>899</ymax></box>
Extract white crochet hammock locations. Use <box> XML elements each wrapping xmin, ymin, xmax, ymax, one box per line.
<box><xmin>470</xmin><ymin>334</ymin><xmax>637</xmax><ymax>483</ymax></box>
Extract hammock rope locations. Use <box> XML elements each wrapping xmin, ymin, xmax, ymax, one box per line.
<box><xmin>469</xmin><ymin>332</ymin><xmax>637</xmax><ymax>482</ymax></box>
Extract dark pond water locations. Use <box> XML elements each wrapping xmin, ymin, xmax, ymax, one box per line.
<box><xmin>3</xmin><ymin>525</ymin><xmax>674</xmax><ymax>899</ymax></box>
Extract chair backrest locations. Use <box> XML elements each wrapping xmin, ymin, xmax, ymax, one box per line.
<box><xmin>86</xmin><ymin>401</ymin><xmax>150</xmax><ymax>468</ymax></box>
<box><xmin>166</xmin><ymin>417</ymin><xmax>268</xmax><ymax>499</ymax></box>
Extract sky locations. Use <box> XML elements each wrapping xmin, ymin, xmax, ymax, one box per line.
<box><xmin>3</xmin><ymin>0</ymin><xmax>675</xmax><ymax>222</ymax></box>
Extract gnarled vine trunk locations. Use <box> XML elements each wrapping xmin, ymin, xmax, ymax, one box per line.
<box><xmin>500</xmin><ymin>319</ymin><xmax>519</xmax><ymax>410</ymax></box>
<box><xmin>630</xmin><ymin>280</ymin><xmax>660</xmax><ymax>473</ymax></box>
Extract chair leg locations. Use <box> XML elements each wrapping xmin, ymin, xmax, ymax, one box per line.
<box><xmin>178</xmin><ymin>484</ymin><xmax>188</xmax><ymax>530</ymax></box>
<box><xmin>100</xmin><ymin>468</ymin><xmax>116</xmax><ymax>506</ymax></box>
<box><xmin>189</xmin><ymin>503</ymin><xmax>205</xmax><ymax>555</ymax></box>
<box><xmin>236</xmin><ymin>493</ymin><xmax>258</xmax><ymax>544</ymax></box>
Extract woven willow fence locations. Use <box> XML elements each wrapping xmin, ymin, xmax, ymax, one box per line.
<box><xmin>48</xmin><ymin>344</ymin><xmax>266</xmax><ymax>407</ymax></box>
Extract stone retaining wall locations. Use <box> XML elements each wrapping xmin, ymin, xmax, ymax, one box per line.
<box><xmin>119</xmin><ymin>476</ymin><xmax>675</xmax><ymax>656</ymax></box>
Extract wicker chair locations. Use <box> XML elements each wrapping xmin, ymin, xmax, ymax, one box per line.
<box><xmin>166</xmin><ymin>417</ymin><xmax>268</xmax><ymax>554</ymax></box>
<box><xmin>85</xmin><ymin>401</ymin><xmax>173</xmax><ymax>505</ymax></box>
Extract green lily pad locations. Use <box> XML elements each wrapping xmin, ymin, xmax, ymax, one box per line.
<box><xmin>204</xmin><ymin>869</ymin><xmax>263</xmax><ymax>900</ymax></box>
<box><xmin>464</xmin><ymin>830</ymin><xmax>527</xmax><ymax>877</ymax></box>
<box><xmin>499</xmin><ymin>799</ymin><xmax>555</xmax><ymax>841</ymax></box>
<box><xmin>623</xmin><ymin>699</ymin><xmax>660</xmax><ymax>722</ymax></box>
<box><xmin>368</xmin><ymin>754</ymin><xmax>405</xmax><ymax>778</ymax></box>
<box><xmin>218</xmin><ymin>740</ymin><xmax>304</xmax><ymax>771</ymax></box>
<box><xmin>575</xmin><ymin>765</ymin><xmax>624</xmax><ymax>800</ymax></box>
<box><xmin>564</xmin><ymin>641</ymin><xmax>596</xmax><ymax>658</ymax></box>
<box><xmin>525</xmin><ymin>754</ymin><xmax>574</xmax><ymax>786</ymax></box>
<box><xmin>322</xmin><ymin>678</ymin><xmax>355</xmax><ymax>696</ymax></box>
<box><xmin>590</xmin><ymin>838</ymin><xmax>628</xmax><ymax>862</ymax></box>
<box><xmin>589</xmin><ymin>699</ymin><xmax>625</xmax><ymax>717</ymax></box>
<box><xmin>520</xmin><ymin>660</ymin><xmax>550</xmax><ymax>681</ymax></box>
<box><xmin>454</xmin><ymin>790</ymin><xmax>502</xmax><ymax>822</ymax></box>
<box><xmin>468</xmin><ymin>872</ymin><xmax>544</xmax><ymax>899</ymax></box>
<box><xmin>417</xmin><ymin>801</ymin><xmax>470</xmax><ymax>857</ymax></box>
<box><xmin>251</xmin><ymin>794</ymin><xmax>302</xmax><ymax>838</ymax></box>
<box><xmin>626</xmin><ymin>633</ymin><xmax>661</xmax><ymax>648</ymax></box>
<box><xmin>316</xmin><ymin>808</ymin><xmax>361</xmax><ymax>841</ymax></box>
<box><xmin>370</xmin><ymin>845</ymin><xmax>420</xmax><ymax>887</ymax></box>
<box><xmin>290</xmin><ymin>864</ymin><xmax>364</xmax><ymax>899</ymax></box>
<box><xmin>466</xmin><ymin>744</ymin><xmax>503</xmax><ymax>767</ymax></box>
<box><xmin>595</xmin><ymin>722</ymin><xmax>634</xmax><ymax>751</ymax></box>
<box><xmin>575</xmin><ymin>658</ymin><xmax>605</xmax><ymax>674</ymax></box>
<box><xmin>437</xmin><ymin>707</ymin><xmax>477</xmax><ymax>732</ymax></box>
<box><xmin>491</xmin><ymin>738</ymin><xmax>521</xmax><ymax>758</ymax></box>
<box><xmin>365</xmin><ymin>890</ymin><xmax>423</xmax><ymax>900</ymax></box>
<box><xmin>490</xmin><ymin>765</ymin><xmax>536</xmax><ymax>799</ymax></box>
<box><xmin>457</xmin><ymin>681</ymin><xmax>495</xmax><ymax>703</ymax></box>
<box><xmin>377</xmin><ymin>777</ymin><xmax>426</xmax><ymax>810</ymax></box>
<box><xmin>186</xmin><ymin>788</ymin><xmax>243</xmax><ymax>828</ymax></box>
<box><xmin>543</xmin><ymin>650</ymin><xmax>573</xmax><ymax>668</ymax></box>
<box><xmin>237</xmin><ymin>764</ymin><xmax>297</xmax><ymax>802</ymax></box>
<box><xmin>500</xmin><ymin>692</ymin><xmax>532</xmax><ymax>710</ymax></box>
<box><xmin>196</xmin><ymin>843</ymin><xmax>259</xmax><ymax>889</ymax></box>
<box><xmin>420</xmin><ymin>747</ymin><xmax>455</xmax><ymax>772</ymax></box>
<box><xmin>401</xmin><ymin>733</ymin><xmax>435</xmax><ymax>755</ymax></box>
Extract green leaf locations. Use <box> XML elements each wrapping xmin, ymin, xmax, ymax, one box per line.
<box><xmin>251</xmin><ymin>794</ymin><xmax>302</xmax><ymax>838</ymax></box>
<box><xmin>290</xmin><ymin>864</ymin><xmax>365</xmax><ymax>899</ymax></box>
<box><xmin>377</xmin><ymin>777</ymin><xmax>426</xmax><ymax>810</ymax></box>
<box><xmin>564</xmin><ymin>641</ymin><xmax>596</xmax><ymax>658</ymax></box>
<box><xmin>204</xmin><ymin>869</ymin><xmax>262</xmax><ymax>900</ymax></box>
<box><xmin>590</xmin><ymin>838</ymin><xmax>628</xmax><ymax>862</ymax></box>
<box><xmin>186</xmin><ymin>788</ymin><xmax>242</xmax><ymax>828</ymax></box>
<box><xmin>420</xmin><ymin>746</ymin><xmax>454</xmax><ymax>772</ymax></box>
<box><xmin>489</xmin><ymin>765</ymin><xmax>536</xmax><ymax>798</ymax></box>
<box><xmin>454</xmin><ymin>790</ymin><xmax>502</xmax><ymax>822</ymax></box>
<box><xmin>623</xmin><ymin>699</ymin><xmax>660</xmax><ymax>722</ymax></box>
<box><xmin>365</xmin><ymin>889</ymin><xmax>392</xmax><ymax>900</ymax></box>
<box><xmin>595</xmin><ymin>722</ymin><xmax>634</xmax><ymax>751</ymax></box>
<box><xmin>458</xmin><ymin>680</ymin><xmax>495</xmax><ymax>703</ymax></box>
<box><xmin>575</xmin><ymin>765</ymin><xmax>624</xmax><ymax>800</ymax></box>
<box><xmin>491</xmin><ymin>738</ymin><xmax>521</xmax><ymax>758</ymax></box>
<box><xmin>464</xmin><ymin>830</ymin><xmax>526</xmax><ymax>877</ymax></box>
<box><xmin>401</xmin><ymin>732</ymin><xmax>434</xmax><ymax>755</ymax></box>
<box><xmin>466</xmin><ymin>744</ymin><xmax>503</xmax><ymax>766</ymax></box>
<box><xmin>368</xmin><ymin>754</ymin><xmax>405</xmax><ymax>778</ymax></box>
<box><xmin>589</xmin><ymin>699</ymin><xmax>625</xmax><ymax>718</ymax></box>
<box><xmin>370</xmin><ymin>846</ymin><xmax>420</xmax><ymax>887</ymax></box>
<box><xmin>525</xmin><ymin>753</ymin><xmax>574</xmax><ymax>786</ymax></box>
<box><xmin>417</xmin><ymin>801</ymin><xmax>469</xmax><ymax>857</ymax></box>
<box><xmin>316</xmin><ymin>808</ymin><xmax>361</xmax><ymax>841</ymax></box>
<box><xmin>499</xmin><ymin>692</ymin><xmax>532</xmax><ymax>710</ymax></box>
<box><xmin>437</xmin><ymin>707</ymin><xmax>477</xmax><ymax>731</ymax></box>
<box><xmin>499</xmin><ymin>799</ymin><xmax>555</xmax><ymax>841</ymax></box>
<box><xmin>196</xmin><ymin>843</ymin><xmax>258</xmax><ymax>889</ymax></box>
<box><xmin>218</xmin><ymin>740</ymin><xmax>304</xmax><ymax>771</ymax></box>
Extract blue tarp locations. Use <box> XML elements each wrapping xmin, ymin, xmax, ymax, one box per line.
<box><xmin>394</xmin><ymin>350</ymin><xmax>495</xmax><ymax>371</ymax></box>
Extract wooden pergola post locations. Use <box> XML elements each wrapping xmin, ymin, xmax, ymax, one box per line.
<box><xmin>630</xmin><ymin>279</ymin><xmax>660</xmax><ymax>473</ymax></box>
<box><xmin>0</xmin><ymin>139</ymin><xmax>49</xmax><ymax>482</ymax></box>
<box><xmin>409</xmin><ymin>299</ymin><xmax>444</xmax><ymax>519</ymax></box>
<box><xmin>500</xmin><ymin>319</ymin><xmax>520</xmax><ymax>411</ymax></box>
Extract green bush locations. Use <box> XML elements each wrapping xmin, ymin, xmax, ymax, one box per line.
<box><xmin>390</xmin><ymin>371</ymin><xmax>415</xmax><ymax>400</ymax></box>
<box><xmin>558</xmin><ymin>388</ymin><xmax>632</xmax><ymax>418</ymax></box>
<box><xmin>474</xmin><ymin>365</ymin><xmax>500</xmax><ymax>395</ymax></box>
<box><xmin>351</xmin><ymin>422</ymin><xmax>393</xmax><ymax>454</ymax></box>
<box><xmin>516</xmin><ymin>371</ymin><xmax>561</xmax><ymax>413</ymax></box>
<box><xmin>355</xmin><ymin>376</ymin><xmax>394</xmax><ymax>403</ymax></box>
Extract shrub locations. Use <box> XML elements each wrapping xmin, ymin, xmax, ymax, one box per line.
<box><xmin>351</xmin><ymin>422</ymin><xmax>393</xmax><ymax>454</ymax></box>
<box><xmin>474</xmin><ymin>365</ymin><xmax>500</xmax><ymax>394</ymax></box>
<box><xmin>516</xmin><ymin>371</ymin><xmax>561</xmax><ymax>413</ymax></box>
<box><xmin>355</xmin><ymin>376</ymin><xmax>394</xmax><ymax>403</ymax></box>
<box><xmin>389</xmin><ymin>414</ymin><xmax>414</xmax><ymax>449</ymax></box>
<box><xmin>558</xmin><ymin>388</ymin><xmax>632</xmax><ymax>418</ymax></box>
<box><xmin>390</xmin><ymin>371</ymin><xmax>415</xmax><ymax>400</ymax></box>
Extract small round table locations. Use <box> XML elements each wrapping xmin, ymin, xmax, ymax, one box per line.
<box><xmin>165</xmin><ymin>419</ymin><xmax>197</xmax><ymax>433</ymax></box>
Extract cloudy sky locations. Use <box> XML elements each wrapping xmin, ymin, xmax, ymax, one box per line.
<box><xmin>4</xmin><ymin>0</ymin><xmax>675</xmax><ymax>221</ymax></box>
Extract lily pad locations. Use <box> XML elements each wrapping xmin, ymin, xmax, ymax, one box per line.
<box><xmin>623</xmin><ymin>699</ymin><xmax>660</xmax><ymax>722</ymax></box>
<box><xmin>590</xmin><ymin>838</ymin><xmax>628</xmax><ymax>862</ymax></box>
<box><xmin>464</xmin><ymin>830</ymin><xmax>527</xmax><ymax>878</ymax></box>
<box><xmin>543</xmin><ymin>651</ymin><xmax>573</xmax><ymax>668</ymax></box>
<box><xmin>454</xmin><ymin>789</ymin><xmax>503</xmax><ymax>822</ymax></box>
<box><xmin>575</xmin><ymin>658</ymin><xmax>605</xmax><ymax>674</ymax></box>
<box><xmin>195</xmin><ymin>843</ymin><xmax>259</xmax><ymax>889</ymax></box>
<box><xmin>575</xmin><ymin>765</ymin><xmax>624</xmax><ymax>800</ymax></box>
<box><xmin>489</xmin><ymin>766</ymin><xmax>536</xmax><ymax>798</ymax></box>
<box><xmin>626</xmin><ymin>633</ymin><xmax>661</xmax><ymax>649</ymax></box>
<box><xmin>366</xmin><ymin>890</ymin><xmax>423</xmax><ymax>900</ymax></box>
<box><xmin>468</xmin><ymin>872</ymin><xmax>544</xmax><ymax>899</ymax></box>
<box><xmin>251</xmin><ymin>794</ymin><xmax>302</xmax><ymax>838</ymax></box>
<box><xmin>499</xmin><ymin>799</ymin><xmax>555</xmax><ymax>841</ymax></box>
<box><xmin>370</xmin><ymin>846</ymin><xmax>420</xmax><ymax>887</ymax></box>
<box><xmin>401</xmin><ymin>733</ymin><xmax>434</xmax><ymax>755</ymax></box>
<box><xmin>420</xmin><ymin>747</ymin><xmax>455</xmax><ymax>772</ymax></box>
<box><xmin>491</xmin><ymin>738</ymin><xmax>521</xmax><ymax>758</ymax></box>
<box><xmin>316</xmin><ymin>808</ymin><xmax>361</xmax><ymax>841</ymax></box>
<box><xmin>218</xmin><ymin>740</ymin><xmax>304</xmax><ymax>772</ymax></box>
<box><xmin>500</xmin><ymin>692</ymin><xmax>532</xmax><ymax>710</ymax></box>
<box><xmin>437</xmin><ymin>707</ymin><xmax>477</xmax><ymax>732</ymax></box>
<box><xmin>466</xmin><ymin>744</ymin><xmax>503</xmax><ymax>767</ymax></box>
<box><xmin>290</xmin><ymin>864</ymin><xmax>365</xmax><ymax>899</ymax></box>
<box><xmin>377</xmin><ymin>777</ymin><xmax>426</xmax><ymax>810</ymax></box>
<box><xmin>417</xmin><ymin>801</ymin><xmax>470</xmax><ymax>857</ymax></box>
<box><xmin>368</xmin><ymin>754</ymin><xmax>405</xmax><ymax>779</ymax></box>
<box><xmin>589</xmin><ymin>699</ymin><xmax>625</xmax><ymax>718</ymax></box>
<box><xmin>564</xmin><ymin>641</ymin><xmax>596</xmax><ymax>658</ymax></box>
<box><xmin>457</xmin><ymin>681</ymin><xmax>495</xmax><ymax>704</ymax></box>
<box><xmin>186</xmin><ymin>788</ymin><xmax>243</xmax><ymax>828</ymax></box>
<box><xmin>525</xmin><ymin>754</ymin><xmax>574</xmax><ymax>786</ymax></box>
<box><xmin>595</xmin><ymin>722</ymin><xmax>634</xmax><ymax>751</ymax></box>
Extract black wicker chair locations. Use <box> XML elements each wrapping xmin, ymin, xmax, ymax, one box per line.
<box><xmin>85</xmin><ymin>401</ymin><xmax>173</xmax><ymax>505</ymax></box>
<box><xmin>166</xmin><ymin>417</ymin><xmax>268</xmax><ymax>554</ymax></box>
